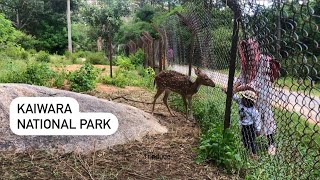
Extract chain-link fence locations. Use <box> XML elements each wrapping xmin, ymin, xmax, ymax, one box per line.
<box><xmin>124</xmin><ymin>0</ymin><xmax>320</xmax><ymax>179</ymax></box>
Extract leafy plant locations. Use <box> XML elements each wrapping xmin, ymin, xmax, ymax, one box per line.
<box><xmin>24</xmin><ymin>62</ymin><xmax>56</xmax><ymax>86</ymax></box>
<box><xmin>86</xmin><ymin>52</ymin><xmax>107</xmax><ymax>65</ymax></box>
<box><xmin>68</xmin><ymin>63</ymin><xmax>99</xmax><ymax>92</ymax></box>
<box><xmin>129</xmin><ymin>49</ymin><xmax>144</xmax><ymax>67</ymax></box>
<box><xmin>116</xmin><ymin>56</ymin><xmax>134</xmax><ymax>70</ymax></box>
<box><xmin>36</xmin><ymin>51</ymin><xmax>51</xmax><ymax>62</ymax></box>
<box><xmin>169</xmin><ymin>87</ymin><xmax>244</xmax><ymax>172</ymax></box>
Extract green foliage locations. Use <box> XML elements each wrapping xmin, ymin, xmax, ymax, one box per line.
<box><xmin>15</xmin><ymin>32</ymin><xmax>38</xmax><ymax>50</ymax></box>
<box><xmin>135</xmin><ymin>5</ymin><xmax>156</xmax><ymax>22</ymax></box>
<box><xmin>68</xmin><ymin>63</ymin><xmax>99</xmax><ymax>92</ymax></box>
<box><xmin>20</xmin><ymin>50</ymin><xmax>30</xmax><ymax>60</ymax></box>
<box><xmin>28</xmin><ymin>49</ymin><xmax>37</xmax><ymax>55</ymax></box>
<box><xmin>35</xmin><ymin>51</ymin><xmax>51</xmax><ymax>62</ymax></box>
<box><xmin>0</xmin><ymin>60</ymin><xmax>56</xmax><ymax>87</ymax></box>
<box><xmin>169</xmin><ymin>87</ymin><xmax>243</xmax><ymax>172</ymax></box>
<box><xmin>152</xmin><ymin>6</ymin><xmax>184</xmax><ymax>25</ymax></box>
<box><xmin>116</xmin><ymin>56</ymin><xmax>134</xmax><ymax>70</ymax></box>
<box><xmin>1</xmin><ymin>45</ymin><xmax>28</xmax><ymax>60</ymax></box>
<box><xmin>86</xmin><ymin>52</ymin><xmax>107</xmax><ymax>65</ymax></box>
<box><xmin>24</xmin><ymin>62</ymin><xmax>56</xmax><ymax>86</ymax></box>
<box><xmin>74</xmin><ymin>51</ymin><xmax>88</xmax><ymax>58</ymax></box>
<box><xmin>101</xmin><ymin>55</ymin><xmax>154</xmax><ymax>89</ymax></box>
<box><xmin>115</xmin><ymin>21</ymin><xmax>156</xmax><ymax>44</ymax></box>
<box><xmin>0</xmin><ymin>60</ymin><xmax>28</xmax><ymax>83</ymax></box>
<box><xmin>129</xmin><ymin>49</ymin><xmax>144</xmax><ymax>66</ymax></box>
<box><xmin>53</xmin><ymin>67</ymin><xmax>67</xmax><ymax>88</ymax></box>
<box><xmin>212</xmin><ymin>27</ymin><xmax>232</xmax><ymax>69</ymax></box>
<box><xmin>83</xmin><ymin>0</ymin><xmax>130</xmax><ymax>50</ymax></box>
<box><xmin>0</xmin><ymin>13</ymin><xmax>18</xmax><ymax>45</ymax></box>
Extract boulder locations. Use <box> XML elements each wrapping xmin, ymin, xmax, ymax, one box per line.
<box><xmin>0</xmin><ymin>84</ymin><xmax>167</xmax><ymax>153</ymax></box>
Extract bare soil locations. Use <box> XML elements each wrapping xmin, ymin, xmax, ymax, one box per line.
<box><xmin>0</xmin><ymin>67</ymin><xmax>236</xmax><ymax>179</ymax></box>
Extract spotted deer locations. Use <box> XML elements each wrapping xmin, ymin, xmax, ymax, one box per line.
<box><xmin>151</xmin><ymin>68</ymin><xmax>215</xmax><ymax>119</ymax></box>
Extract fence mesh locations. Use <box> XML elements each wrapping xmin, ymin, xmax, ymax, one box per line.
<box><xmin>125</xmin><ymin>0</ymin><xmax>320</xmax><ymax>178</ymax></box>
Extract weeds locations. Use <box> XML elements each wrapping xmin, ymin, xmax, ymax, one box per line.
<box><xmin>68</xmin><ymin>63</ymin><xmax>99</xmax><ymax>92</ymax></box>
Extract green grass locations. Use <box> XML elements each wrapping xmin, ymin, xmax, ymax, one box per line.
<box><xmin>168</xmin><ymin>85</ymin><xmax>320</xmax><ymax>179</ymax></box>
<box><xmin>276</xmin><ymin>76</ymin><xmax>320</xmax><ymax>97</ymax></box>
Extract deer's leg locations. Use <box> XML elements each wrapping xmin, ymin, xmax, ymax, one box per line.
<box><xmin>152</xmin><ymin>88</ymin><xmax>165</xmax><ymax>115</ymax></box>
<box><xmin>163</xmin><ymin>90</ymin><xmax>175</xmax><ymax>116</ymax></box>
<box><xmin>182</xmin><ymin>95</ymin><xmax>188</xmax><ymax>119</ymax></box>
<box><xmin>187</xmin><ymin>96</ymin><xmax>194</xmax><ymax>120</ymax></box>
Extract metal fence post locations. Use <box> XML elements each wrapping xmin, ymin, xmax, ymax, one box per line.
<box><xmin>223</xmin><ymin>0</ymin><xmax>241</xmax><ymax>130</ymax></box>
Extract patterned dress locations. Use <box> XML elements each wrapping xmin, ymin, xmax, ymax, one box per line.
<box><xmin>236</xmin><ymin>55</ymin><xmax>276</xmax><ymax>135</ymax></box>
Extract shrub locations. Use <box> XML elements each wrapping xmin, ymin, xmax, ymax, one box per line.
<box><xmin>86</xmin><ymin>52</ymin><xmax>106</xmax><ymax>65</ymax></box>
<box><xmin>0</xmin><ymin>60</ymin><xmax>27</xmax><ymax>83</ymax></box>
<box><xmin>36</xmin><ymin>51</ymin><xmax>51</xmax><ymax>62</ymax></box>
<box><xmin>3</xmin><ymin>45</ymin><xmax>26</xmax><ymax>60</ymax></box>
<box><xmin>101</xmin><ymin>66</ymin><xmax>155</xmax><ymax>89</ymax></box>
<box><xmin>68</xmin><ymin>63</ymin><xmax>99</xmax><ymax>92</ymax></box>
<box><xmin>116</xmin><ymin>56</ymin><xmax>134</xmax><ymax>70</ymax></box>
<box><xmin>21</xmin><ymin>51</ymin><xmax>30</xmax><ymax>60</ymax></box>
<box><xmin>74</xmin><ymin>51</ymin><xmax>88</xmax><ymax>58</ymax></box>
<box><xmin>53</xmin><ymin>66</ymin><xmax>67</xmax><ymax>88</ymax></box>
<box><xmin>28</xmin><ymin>49</ymin><xmax>37</xmax><ymax>55</ymax></box>
<box><xmin>64</xmin><ymin>50</ymin><xmax>72</xmax><ymax>59</ymax></box>
<box><xmin>129</xmin><ymin>49</ymin><xmax>144</xmax><ymax>66</ymax></box>
<box><xmin>15</xmin><ymin>32</ymin><xmax>38</xmax><ymax>50</ymax></box>
<box><xmin>24</xmin><ymin>62</ymin><xmax>56</xmax><ymax>86</ymax></box>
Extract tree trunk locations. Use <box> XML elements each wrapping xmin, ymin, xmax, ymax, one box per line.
<box><xmin>108</xmin><ymin>34</ymin><xmax>113</xmax><ymax>78</ymax></box>
<box><xmin>67</xmin><ymin>0</ymin><xmax>72</xmax><ymax>53</ymax></box>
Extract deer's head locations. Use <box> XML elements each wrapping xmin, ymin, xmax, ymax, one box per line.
<box><xmin>194</xmin><ymin>68</ymin><xmax>215</xmax><ymax>87</ymax></box>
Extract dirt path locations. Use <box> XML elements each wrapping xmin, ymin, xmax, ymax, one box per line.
<box><xmin>1</xmin><ymin>83</ymin><xmax>235</xmax><ymax>179</ymax></box>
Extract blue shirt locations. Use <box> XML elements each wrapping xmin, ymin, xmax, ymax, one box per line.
<box><xmin>233</xmin><ymin>94</ymin><xmax>261</xmax><ymax>132</ymax></box>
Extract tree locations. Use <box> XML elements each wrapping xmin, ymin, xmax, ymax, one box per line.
<box><xmin>83</xmin><ymin>0</ymin><xmax>130</xmax><ymax>77</ymax></box>
<box><xmin>0</xmin><ymin>0</ymin><xmax>43</xmax><ymax>30</ymax></box>
<box><xmin>0</xmin><ymin>0</ymin><xmax>80</xmax><ymax>54</ymax></box>
<box><xmin>67</xmin><ymin>0</ymin><xmax>72</xmax><ymax>53</ymax></box>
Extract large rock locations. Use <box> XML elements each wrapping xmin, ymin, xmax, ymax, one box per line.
<box><xmin>0</xmin><ymin>84</ymin><xmax>167</xmax><ymax>153</ymax></box>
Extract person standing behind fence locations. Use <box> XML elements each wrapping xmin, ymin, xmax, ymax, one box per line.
<box><xmin>167</xmin><ymin>48</ymin><xmax>173</xmax><ymax>65</ymax></box>
<box><xmin>222</xmin><ymin>88</ymin><xmax>261</xmax><ymax>159</ymax></box>
<box><xmin>233</xmin><ymin>39</ymin><xmax>277</xmax><ymax>155</ymax></box>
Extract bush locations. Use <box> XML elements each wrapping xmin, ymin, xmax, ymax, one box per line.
<box><xmin>86</xmin><ymin>52</ymin><xmax>107</xmax><ymax>65</ymax></box>
<box><xmin>68</xmin><ymin>63</ymin><xmax>99</xmax><ymax>92</ymax></box>
<box><xmin>64</xmin><ymin>50</ymin><xmax>72</xmax><ymax>59</ymax></box>
<box><xmin>116</xmin><ymin>56</ymin><xmax>134</xmax><ymax>70</ymax></box>
<box><xmin>0</xmin><ymin>60</ymin><xmax>56</xmax><ymax>86</ymax></box>
<box><xmin>2</xmin><ymin>45</ymin><xmax>27</xmax><ymax>60</ymax></box>
<box><xmin>52</xmin><ymin>65</ymin><xmax>67</xmax><ymax>88</ymax></box>
<box><xmin>24</xmin><ymin>62</ymin><xmax>56</xmax><ymax>86</ymax></box>
<box><xmin>101</xmin><ymin>66</ymin><xmax>155</xmax><ymax>89</ymax></box>
<box><xmin>0</xmin><ymin>60</ymin><xmax>27</xmax><ymax>83</ymax></box>
<box><xmin>15</xmin><ymin>32</ymin><xmax>38</xmax><ymax>50</ymax></box>
<box><xmin>129</xmin><ymin>49</ymin><xmax>144</xmax><ymax>66</ymax></box>
<box><xmin>74</xmin><ymin>51</ymin><xmax>88</xmax><ymax>58</ymax></box>
<box><xmin>21</xmin><ymin>51</ymin><xmax>30</xmax><ymax>60</ymax></box>
<box><xmin>36</xmin><ymin>51</ymin><xmax>51</xmax><ymax>62</ymax></box>
<box><xmin>28</xmin><ymin>49</ymin><xmax>37</xmax><ymax>55</ymax></box>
